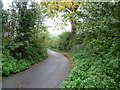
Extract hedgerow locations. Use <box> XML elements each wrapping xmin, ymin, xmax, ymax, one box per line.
<box><xmin>49</xmin><ymin>2</ymin><xmax>120</xmax><ymax>88</ymax></box>
<box><xmin>2</xmin><ymin>1</ymin><xmax>48</xmax><ymax>76</ymax></box>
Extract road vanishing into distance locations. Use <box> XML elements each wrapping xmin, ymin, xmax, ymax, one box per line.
<box><xmin>3</xmin><ymin>49</ymin><xmax>71</xmax><ymax>88</ymax></box>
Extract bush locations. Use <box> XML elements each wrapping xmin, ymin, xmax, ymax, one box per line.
<box><xmin>61</xmin><ymin>51</ymin><xmax>120</xmax><ymax>88</ymax></box>
<box><xmin>2</xmin><ymin>1</ymin><xmax>49</xmax><ymax>76</ymax></box>
<box><xmin>2</xmin><ymin>49</ymin><xmax>48</xmax><ymax>76</ymax></box>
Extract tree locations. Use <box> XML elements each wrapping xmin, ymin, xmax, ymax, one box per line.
<box><xmin>41</xmin><ymin>2</ymin><xmax>79</xmax><ymax>36</ymax></box>
<box><xmin>3</xmin><ymin>1</ymin><xmax>48</xmax><ymax>60</ymax></box>
<box><xmin>0</xmin><ymin>0</ymin><xmax>3</xmax><ymax>50</ymax></box>
<box><xmin>2</xmin><ymin>1</ymin><xmax>49</xmax><ymax>76</ymax></box>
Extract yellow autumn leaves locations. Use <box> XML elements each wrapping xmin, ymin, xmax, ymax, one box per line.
<box><xmin>47</xmin><ymin>2</ymin><xmax>78</xmax><ymax>14</ymax></box>
<box><xmin>59</xmin><ymin>6</ymin><xmax>65</xmax><ymax>11</ymax></box>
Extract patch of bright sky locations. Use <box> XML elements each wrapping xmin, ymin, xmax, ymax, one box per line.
<box><xmin>43</xmin><ymin>14</ymin><xmax>71</xmax><ymax>37</ymax></box>
<box><xmin>2</xmin><ymin>0</ymin><xmax>71</xmax><ymax>37</ymax></box>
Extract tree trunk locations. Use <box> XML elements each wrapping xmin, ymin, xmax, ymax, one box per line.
<box><xmin>70</xmin><ymin>20</ymin><xmax>77</xmax><ymax>37</ymax></box>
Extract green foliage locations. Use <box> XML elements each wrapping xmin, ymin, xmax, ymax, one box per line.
<box><xmin>2</xmin><ymin>49</ymin><xmax>48</xmax><ymax>76</ymax></box>
<box><xmin>58</xmin><ymin>32</ymin><xmax>71</xmax><ymax>51</ymax></box>
<box><xmin>2</xmin><ymin>1</ymin><xmax>49</xmax><ymax>76</ymax></box>
<box><xmin>49</xmin><ymin>2</ymin><xmax>120</xmax><ymax>89</ymax></box>
<box><xmin>49</xmin><ymin>32</ymin><xmax>72</xmax><ymax>51</ymax></box>
<box><xmin>61</xmin><ymin>51</ymin><xmax>120</xmax><ymax>88</ymax></box>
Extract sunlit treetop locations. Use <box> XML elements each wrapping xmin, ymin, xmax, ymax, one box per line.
<box><xmin>41</xmin><ymin>2</ymin><xmax>79</xmax><ymax>15</ymax></box>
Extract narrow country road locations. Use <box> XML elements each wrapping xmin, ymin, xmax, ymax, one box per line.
<box><xmin>2</xmin><ymin>49</ymin><xmax>71</xmax><ymax>88</ymax></box>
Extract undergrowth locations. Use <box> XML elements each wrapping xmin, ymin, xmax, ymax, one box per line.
<box><xmin>61</xmin><ymin>51</ymin><xmax>120</xmax><ymax>88</ymax></box>
<box><xmin>2</xmin><ymin>49</ymin><xmax>48</xmax><ymax>76</ymax></box>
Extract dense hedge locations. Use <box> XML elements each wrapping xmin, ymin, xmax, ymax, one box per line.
<box><xmin>49</xmin><ymin>2</ymin><xmax>120</xmax><ymax>88</ymax></box>
<box><xmin>2</xmin><ymin>1</ymin><xmax>49</xmax><ymax>76</ymax></box>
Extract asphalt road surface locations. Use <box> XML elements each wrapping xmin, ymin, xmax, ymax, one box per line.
<box><xmin>2</xmin><ymin>49</ymin><xmax>71</xmax><ymax>88</ymax></box>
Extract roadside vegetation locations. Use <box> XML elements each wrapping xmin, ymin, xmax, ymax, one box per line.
<box><xmin>1</xmin><ymin>1</ymin><xmax>49</xmax><ymax>76</ymax></box>
<box><xmin>1</xmin><ymin>1</ymin><xmax>120</xmax><ymax>88</ymax></box>
<box><xmin>48</xmin><ymin>2</ymin><xmax>120</xmax><ymax>88</ymax></box>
